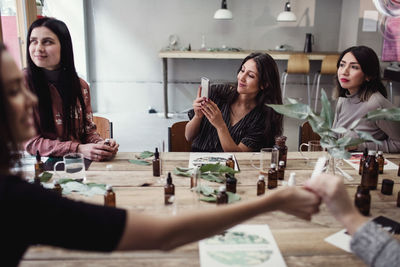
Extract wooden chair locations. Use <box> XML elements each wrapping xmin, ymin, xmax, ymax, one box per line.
<box><xmin>281</xmin><ymin>54</ymin><xmax>311</xmax><ymax>105</ymax></box>
<box><xmin>93</xmin><ymin>116</ymin><xmax>113</xmax><ymax>139</ymax></box>
<box><xmin>168</xmin><ymin>121</ymin><xmax>192</xmax><ymax>152</ymax></box>
<box><xmin>312</xmin><ymin>55</ymin><xmax>339</xmax><ymax>112</ymax></box>
<box><xmin>298</xmin><ymin>121</ymin><xmax>320</xmax><ymax>151</ymax></box>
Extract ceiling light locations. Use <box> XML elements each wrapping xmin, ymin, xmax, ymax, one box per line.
<box><xmin>214</xmin><ymin>0</ymin><xmax>233</xmax><ymax>20</ymax></box>
<box><xmin>277</xmin><ymin>1</ymin><xmax>297</xmax><ymax>22</ymax></box>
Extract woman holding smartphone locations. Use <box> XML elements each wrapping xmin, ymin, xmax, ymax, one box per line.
<box><xmin>0</xmin><ymin>43</ymin><xmax>320</xmax><ymax>266</ymax></box>
<box><xmin>185</xmin><ymin>53</ymin><xmax>283</xmax><ymax>152</ymax></box>
<box><xmin>24</xmin><ymin>17</ymin><xmax>118</xmax><ymax>161</ymax></box>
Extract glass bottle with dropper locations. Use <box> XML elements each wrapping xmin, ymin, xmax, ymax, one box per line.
<box><xmin>104</xmin><ymin>185</ymin><xmax>116</xmax><ymax>207</ymax></box>
<box><xmin>164</xmin><ymin>172</ymin><xmax>175</xmax><ymax>205</ymax></box>
<box><xmin>257</xmin><ymin>175</ymin><xmax>265</xmax><ymax>196</ymax></box>
<box><xmin>153</xmin><ymin>148</ymin><xmax>160</xmax><ymax>177</ymax></box>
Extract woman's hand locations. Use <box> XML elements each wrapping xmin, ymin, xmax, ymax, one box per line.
<box><xmin>193</xmin><ymin>87</ymin><xmax>206</xmax><ymax>119</ymax></box>
<box><xmin>77</xmin><ymin>142</ymin><xmax>117</xmax><ymax>161</ymax></box>
<box><xmin>201</xmin><ymin>99</ymin><xmax>225</xmax><ymax>130</ymax></box>
<box><xmin>272</xmin><ymin>187</ymin><xmax>321</xmax><ymax>221</ymax></box>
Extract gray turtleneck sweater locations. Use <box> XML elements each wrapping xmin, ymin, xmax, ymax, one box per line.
<box><xmin>332</xmin><ymin>92</ymin><xmax>400</xmax><ymax>153</ymax></box>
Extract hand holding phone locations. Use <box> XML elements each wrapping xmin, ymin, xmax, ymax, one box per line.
<box><xmin>201</xmin><ymin>77</ymin><xmax>210</xmax><ymax>98</ymax></box>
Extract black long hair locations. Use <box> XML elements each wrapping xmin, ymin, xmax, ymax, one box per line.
<box><xmin>26</xmin><ymin>17</ymin><xmax>86</xmax><ymax>140</ymax></box>
<box><xmin>0</xmin><ymin>44</ymin><xmax>20</xmax><ymax>174</ymax></box>
<box><xmin>333</xmin><ymin>46</ymin><xmax>387</xmax><ymax>101</ymax></box>
<box><xmin>228</xmin><ymin>53</ymin><xmax>283</xmax><ymax>143</ymax></box>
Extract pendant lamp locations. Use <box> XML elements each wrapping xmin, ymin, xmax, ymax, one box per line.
<box><xmin>214</xmin><ymin>0</ymin><xmax>233</xmax><ymax>20</ymax></box>
<box><xmin>277</xmin><ymin>1</ymin><xmax>297</xmax><ymax>22</ymax></box>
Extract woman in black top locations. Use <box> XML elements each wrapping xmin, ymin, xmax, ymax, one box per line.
<box><xmin>185</xmin><ymin>53</ymin><xmax>283</xmax><ymax>152</ymax></box>
<box><xmin>0</xmin><ymin>44</ymin><xmax>320</xmax><ymax>266</ymax></box>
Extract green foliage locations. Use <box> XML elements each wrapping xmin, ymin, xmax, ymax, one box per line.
<box><xmin>138</xmin><ymin>151</ymin><xmax>154</xmax><ymax>159</ymax></box>
<box><xmin>39</xmin><ymin>171</ymin><xmax>53</xmax><ymax>182</ymax></box>
<box><xmin>267</xmin><ymin>89</ymin><xmax>400</xmax><ymax>159</ymax></box>
<box><xmin>173</xmin><ymin>163</ymin><xmax>239</xmax><ymax>183</ymax></box>
<box><xmin>195</xmin><ymin>185</ymin><xmax>241</xmax><ymax>203</ymax></box>
<box><xmin>128</xmin><ymin>159</ymin><xmax>151</xmax><ymax>165</ymax></box>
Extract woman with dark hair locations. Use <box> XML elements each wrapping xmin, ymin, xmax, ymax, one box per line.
<box><xmin>185</xmin><ymin>53</ymin><xmax>283</xmax><ymax>152</ymax></box>
<box><xmin>0</xmin><ymin>44</ymin><xmax>320</xmax><ymax>266</ymax></box>
<box><xmin>24</xmin><ymin>17</ymin><xmax>118</xmax><ymax>161</ymax></box>
<box><xmin>332</xmin><ymin>46</ymin><xmax>400</xmax><ymax>153</ymax></box>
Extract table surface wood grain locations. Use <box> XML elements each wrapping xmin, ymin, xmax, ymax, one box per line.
<box><xmin>21</xmin><ymin>152</ymin><xmax>400</xmax><ymax>267</ymax></box>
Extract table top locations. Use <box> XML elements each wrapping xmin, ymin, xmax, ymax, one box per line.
<box><xmin>159</xmin><ymin>50</ymin><xmax>340</xmax><ymax>61</ymax></box>
<box><xmin>21</xmin><ymin>152</ymin><xmax>400</xmax><ymax>267</ymax></box>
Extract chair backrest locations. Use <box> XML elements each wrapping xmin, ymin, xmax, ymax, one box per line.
<box><xmin>93</xmin><ymin>116</ymin><xmax>113</xmax><ymax>139</ymax></box>
<box><xmin>298</xmin><ymin>121</ymin><xmax>320</xmax><ymax>151</ymax></box>
<box><xmin>320</xmin><ymin>55</ymin><xmax>340</xmax><ymax>75</ymax></box>
<box><xmin>168</xmin><ymin>121</ymin><xmax>192</xmax><ymax>152</ymax></box>
<box><xmin>287</xmin><ymin>54</ymin><xmax>310</xmax><ymax>74</ymax></box>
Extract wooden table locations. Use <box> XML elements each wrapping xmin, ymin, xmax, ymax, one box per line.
<box><xmin>159</xmin><ymin>50</ymin><xmax>340</xmax><ymax>118</ymax></box>
<box><xmin>21</xmin><ymin>152</ymin><xmax>400</xmax><ymax>266</ymax></box>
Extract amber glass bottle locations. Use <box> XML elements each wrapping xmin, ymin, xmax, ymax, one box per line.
<box><xmin>225</xmin><ymin>173</ymin><xmax>237</xmax><ymax>193</ymax></box>
<box><xmin>226</xmin><ymin>156</ymin><xmax>235</xmax><ymax>169</ymax></box>
<box><xmin>273</xmin><ymin>136</ymin><xmax>288</xmax><ymax>167</ymax></box>
<box><xmin>257</xmin><ymin>175</ymin><xmax>265</xmax><ymax>196</ymax></box>
<box><xmin>377</xmin><ymin>151</ymin><xmax>384</xmax><ymax>174</ymax></box>
<box><xmin>216</xmin><ymin>186</ymin><xmax>228</xmax><ymax>205</ymax></box>
<box><xmin>34</xmin><ymin>150</ymin><xmax>44</xmax><ymax>185</ymax></box>
<box><xmin>190</xmin><ymin>166</ymin><xmax>200</xmax><ymax>189</ymax></box>
<box><xmin>153</xmin><ymin>148</ymin><xmax>160</xmax><ymax>177</ymax></box>
<box><xmin>104</xmin><ymin>185</ymin><xmax>116</xmax><ymax>207</ymax></box>
<box><xmin>354</xmin><ymin>186</ymin><xmax>370</xmax><ymax>216</ymax></box>
<box><xmin>267</xmin><ymin>163</ymin><xmax>278</xmax><ymax>189</ymax></box>
<box><xmin>381</xmin><ymin>179</ymin><xmax>394</xmax><ymax>195</ymax></box>
<box><xmin>361</xmin><ymin>150</ymin><xmax>378</xmax><ymax>190</ymax></box>
<box><xmin>359</xmin><ymin>148</ymin><xmax>368</xmax><ymax>175</ymax></box>
<box><xmin>277</xmin><ymin>161</ymin><xmax>285</xmax><ymax>180</ymax></box>
<box><xmin>164</xmin><ymin>172</ymin><xmax>175</xmax><ymax>205</ymax></box>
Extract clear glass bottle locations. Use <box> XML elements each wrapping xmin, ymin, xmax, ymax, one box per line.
<box><xmin>361</xmin><ymin>150</ymin><xmax>378</xmax><ymax>190</ymax></box>
<box><xmin>216</xmin><ymin>186</ymin><xmax>228</xmax><ymax>205</ymax></box>
<box><xmin>267</xmin><ymin>163</ymin><xmax>278</xmax><ymax>189</ymax></box>
<box><xmin>354</xmin><ymin>186</ymin><xmax>370</xmax><ymax>216</ymax></box>
<box><xmin>377</xmin><ymin>151</ymin><xmax>384</xmax><ymax>174</ymax></box>
<box><xmin>225</xmin><ymin>173</ymin><xmax>237</xmax><ymax>193</ymax></box>
<box><xmin>226</xmin><ymin>156</ymin><xmax>235</xmax><ymax>169</ymax></box>
<box><xmin>273</xmin><ymin>136</ymin><xmax>288</xmax><ymax>167</ymax></box>
<box><xmin>164</xmin><ymin>172</ymin><xmax>175</xmax><ymax>205</ymax></box>
<box><xmin>191</xmin><ymin>166</ymin><xmax>200</xmax><ymax>189</ymax></box>
<box><xmin>53</xmin><ymin>180</ymin><xmax>62</xmax><ymax>197</ymax></box>
<box><xmin>153</xmin><ymin>147</ymin><xmax>160</xmax><ymax>177</ymax></box>
<box><xmin>104</xmin><ymin>185</ymin><xmax>116</xmax><ymax>207</ymax></box>
<box><xmin>359</xmin><ymin>148</ymin><xmax>368</xmax><ymax>175</ymax></box>
<box><xmin>277</xmin><ymin>161</ymin><xmax>285</xmax><ymax>180</ymax></box>
<box><xmin>257</xmin><ymin>175</ymin><xmax>265</xmax><ymax>196</ymax></box>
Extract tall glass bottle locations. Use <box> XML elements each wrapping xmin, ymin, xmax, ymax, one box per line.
<box><xmin>273</xmin><ymin>136</ymin><xmax>288</xmax><ymax>167</ymax></box>
<box><xmin>153</xmin><ymin>148</ymin><xmax>160</xmax><ymax>177</ymax></box>
<box><xmin>354</xmin><ymin>186</ymin><xmax>370</xmax><ymax>216</ymax></box>
<box><xmin>267</xmin><ymin>163</ymin><xmax>278</xmax><ymax>189</ymax></box>
<box><xmin>361</xmin><ymin>150</ymin><xmax>378</xmax><ymax>190</ymax></box>
<box><xmin>377</xmin><ymin>151</ymin><xmax>384</xmax><ymax>174</ymax></box>
<box><xmin>359</xmin><ymin>148</ymin><xmax>368</xmax><ymax>175</ymax></box>
<box><xmin>225</xmin><ymin>173</ymin><xmax>237</xmax><ymax>193</ymax></box>
<box><xmin>277</xmin><ymin>161</ymin><xmax>285</xmax><ymax>180</ymax></box>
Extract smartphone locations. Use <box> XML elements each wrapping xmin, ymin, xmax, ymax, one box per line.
<box><xmin>201</xmin><ymin>77</ymin><xmax>210</xmax><ymax>98</ymax></box>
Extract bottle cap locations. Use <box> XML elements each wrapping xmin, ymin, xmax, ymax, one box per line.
<box><xmin>378</xmin><ymin>151</ymin><xmax>383</xmax><ymax>155</ymax></box>
<box><xmin>279</xmin><ymin>161</ymin><xmax>285</xmax><ymax>166</ymax></box>
<box><xmin>36</xmin><ymin>150</ymin><xmax>41</xmax><ymax>161</ymax></box>
<box><xmin>106</xmin><ymin>184</ymin><xmax>113</xmax><ymax>191</ymax></box>
<box><xmin>368</xmin><ymin>150</ymin><xmax>376</xmax><ymax>156</ymax></box>
<box><xmin>219</xmin><ymin>186</ymin><xmax>226</xmax><ymax>192</ymax></box>
<box><xmin>357</xmin><ymin>185</ymin><xmax>369</xmax><ymax>194</ymax></box>
<box><xmin>270</xmin><ymin>163</ymin><xmax>276</xmax><ymax>169</ymax></box>
<box><xmin>154</xmin><ymin>147</ymin><xmax>159</xmax><ymax>158</ymax></box>
<box><xmin>258</xmin><ymin>175</ymin><xmax>265</xmax><ymax>181</ymax></box>
<box><xmin>167</xmin><ymin>172</ymin><xmax>172</xmax><ymax>184</ymax></box>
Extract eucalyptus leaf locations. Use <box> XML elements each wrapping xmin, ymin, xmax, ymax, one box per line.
<box><xmin>349</xmin><ymin>118</ymin><xmax>362</xmax><ymax>130</ymax></box>
<box><xmin>128</xmin><ymin>159</ymin><xmax>151</xmax><ymax>166</ymax></box>
<box><xmin>226</xmin><ymin>192</ymin><xmax>241</xmax><ymax>203</ymax></box>
<box><xmin>267</xmin><ymin>103</ymin><xmax>311</xmax><ymax>120</ymax></box>
<box><xmin>319</xmin><ymin>89</ymin><xmax>333</xmax><ymax>128</ymax></box>
<box><xmin>201</xmin><ymin>172</ymin><xmax>224</xmax><ymax>183</ymax></box>
<box><xmin>173</xmin><ymin>168</ymin><xmax>192</xmax><ymax>177</ymax></box>
<box><xmin>331</xmin><ymin>127</ymin><xmax>348</xmax><ymax>135</ymax></box>
<box><xmin>328</xmin><ymin>148</ymin><xmax>351</xmax><ymax>159</ymax></box>
<box><xmin>139</xmin><ymin>151</ymin><xmax>154</xmax><ymax>159</ymax></box>
<box><xmin>286</xmin><ymin>97</ymin><xmax>299</xmax><ymax>104</ymax></box>
<box><xmin>200</xmin><ymin>163</ymin><xmax>238</xmax><ymax>174</ymax></box>
<box><xmin>58</xmin><ymin>178</ymin><xmax>75</xmax><ymax>184</ymax></box>
<box><xmin>200</xmin><ymin>196</ymin><xmax>217</xmax><ymax>203</ymax></box>
<box><xmin>364</xmin><ymin>108</ymin><xmax>400</xmax><ymax>121</ymax></box>
<box><xmin>197</xmin><ymin>184</ymin><xmax>217</xmax><ymax>196</ymax></box>
<box><xmin>354</xmin><ymin>130</ymin><xmax>382</xmax><ymax>145</ymax></box>
<box><xmin>39</xmin><ymin>171</ymin><xmax>53</xmax><ymax>183</ymax></box>
<box><xmin>86</xmin><ymin>183</ymin><xmax>106</xmax><ymax>190</ymax></box>
<box><xmin>176</xmin><ymin>167</ymin><xmax>192</xmax><ymax>172</ymax></box>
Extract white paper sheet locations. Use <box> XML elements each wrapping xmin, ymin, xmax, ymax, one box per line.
<box><xmin>189</xmin><ymin>152</ymin><xmax>239</xmax><ymax>171</ymax></box>
<box><xmin>199</xmin><ymin>224</ymin><xmax>286</xmax><ymax>267</ymax></box>
<box><xmin>324</xmin><ymin>229</ymin><xmax>352</xmax><ymax>253</ymax></box>
<box><xmin>343</xmin><ymin>152</ymin><xmax>398</xmax><ymax>171</ymax></box>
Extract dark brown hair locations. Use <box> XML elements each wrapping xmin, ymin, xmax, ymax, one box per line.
<box><xmin>333</xmin><ymin>46</ymin><xmax>387</xmax><ymax>101</ymax></box>
<box><xmin>0</xmin><ymin>44</ymin><xmax>21</xmax><ymax>174</ymax></box>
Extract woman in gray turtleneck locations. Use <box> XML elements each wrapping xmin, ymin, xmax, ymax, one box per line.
<box><xmin>332</xmin><ymin>45</ymin><xmax>400</xmax><ymax>153</ymax></box>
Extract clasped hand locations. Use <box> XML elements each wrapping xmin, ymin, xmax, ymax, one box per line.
<box><xmin>78</xmin><ymin>139</ymin><xmax>119</xmax><ymax>161</ymax></box>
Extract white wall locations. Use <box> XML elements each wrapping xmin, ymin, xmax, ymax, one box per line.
<box><xmin>338</xmin><ymin>0</ymin><xmax>359</xmax><ymax>51</ymax></box>
<box><xmin>84</xmin><ymin>0</ymin><xmax>343</xmax><ymax>114</ymax></box>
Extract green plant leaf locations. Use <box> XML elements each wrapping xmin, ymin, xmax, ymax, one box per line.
<box><xmin>128</xmin><ymin>159</ymin><xmax>151</xmax><ymax>165</ymax></box>
<box><xmin>364</xmin><ymin>108</ymin><xmax>400</xmax><ymax>121</ymax></box>
<box><xmin>176</xmin><ymin>167</ymin><xmax>192</xmax><ymax>172</ymax></box>
<box><xmin>319</xmin><ymin>89</ymin><xmax>333</xmax><ymax>127</ymax></box>
<box><xmin>173</xmin><ymin>168</ymin><xmax>192</xmax><ymax>177</ymax></box>
<box><xmin>39</xmin><ymin>171</ymin><xmax>53</xmax><ymax>182</ymax></box>
<box><xmin>354</xmin><ymin>130</ymin><xmax>382</xmax><ymax>145</ymax></box>
<box><xmin>267</xmin><ymin>103</ymin><xmax>311</xmax><ymax>120</ymax></box>
<box><xmin>58</xmin><ymin>178</ymin><xmax>75</xmax><ymax>184</ymax></box>
<box><xmin>331</xmin><ymin>127</ymin><xmax>347</xmax><ymax>135</ymax></box>
<box><xmin>201</xmin><ymin>172</ymin><xmax>224</xmax><ymax>183</ymax></box>
<box><xmin>139</xmin><ymin>151</ymin><xmax>154</xmax><ymax>159</ymax></box>
<box><xmin>200</xmin><ymin>196</ymin><xmax>217</xmax><ymax>202</ymax></box>
<box><xmin>349</xmin><ymin>118</ymin><xmax>362</xmax><ymax>130</ymax></box>
<box><xmin>328</xmin><ymin>148</ymin><xmax>351</xmax><ymax>159</ymax></box>
<box><xmin>197</xmin><ymin>184</ymin><xmax>217</xmax><ymax>196</ymax></box>
<box><xmin>286</xmin><ymin>97</ymin><xmax>299</xmax><ymax>104</ymax></box>
<box><xmin>227</xmin><ymin>192</ymin><xmax>241</xmax><ymax>203</ymax></box>
<box><xmin>86</xmin><ymin>183</ymin><xmax>106</xmax><ymax>190</ymax></box>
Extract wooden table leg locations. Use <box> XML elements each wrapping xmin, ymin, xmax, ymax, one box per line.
<box><xmin>162</xmin><ymin>58</ymin><xmax>169</xmax><ymax>118</ymax></box>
